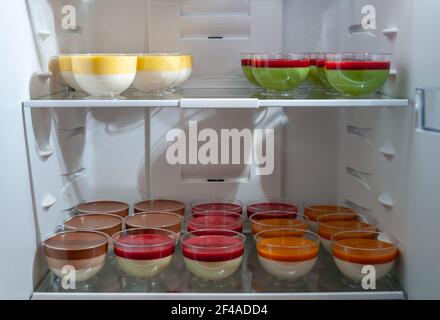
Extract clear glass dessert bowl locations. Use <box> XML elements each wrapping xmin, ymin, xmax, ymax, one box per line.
<box><xmin>251</xmin><ymin>53</ymin><xmax>310</xmax><ymax>97</ymax></box>
<box><xmin>181</xmin><ymin>229</ymin><xmax>246</xmax><ymax>281</ymax></box>
<box><xmin>331</xmin><ymin>230</ymin><xmax>399</xmax><ymax>282</ymax></box>
<box><xmin>112</xmin><ymin>228</ymin><xmax>177</xmax><ymax>279</ymax></box>
<box><xmin>325</xmin><ymin>53</ymin><xmax>391</xmax><ymax>97</ymax></box>
<box><xmin>255</xmin><ymin>228</ymin><xmax>320</xmax><ymax>281</ymax></box>
<box><xmin>71</xmin><ymin>54</ymin><xmax>137</xmax><ymax>99</ymax></box>
<box><xmin>317</xmin><ymin>213</ymin><xmax>378</xmax><ymax>252</ymax></box>
<box><xmin>43</xmin><ymin>230</ymin><xmax>109</xmax><ymax>282</ymax></box>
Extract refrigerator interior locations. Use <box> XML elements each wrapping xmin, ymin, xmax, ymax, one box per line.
<box><xmin>2</xmin><ymin>0</ymin><xmax>440</xmax><ymax>299</ymax></box>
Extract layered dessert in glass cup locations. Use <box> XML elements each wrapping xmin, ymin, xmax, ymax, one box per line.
<box><xmin>250</xmin><ymin>211</ymin><xmax>308</xmax><ymax>236</ymax></box>
<box><xmin>304</xmin><ymin>201</ymin><xmax>355</xmax><ymax>232</ymax></box>
<box><xmin>241</xmin><ymin>53</ymin><xmax>260</xmax><ymax>87</ymax></box>
<box><xmin>71</xmin><ymin>54</ymin><xmax>137</xmax><ymax>99</ymax></box>
<box><xmin>246</xmin><ymin>197</ymin><xmax>299</xmax><ymax>217</ymax></box>
<box><xmin>172</xmin><ymin>54</ymin><xmax>193</xmax><ymax>89</ymax></box>
<box><xmin>112</xmin><ymin>228</ymin><xmax>177</xmax><ymax>279</ymax></box>
<box><xmin>181</xmin><ymin>229</ymin><xmax>246</xmax><ymax>281</ymax></box>
<box><xmin>325</xmin><ymin>53</ymin><xmax>391</xmax><ymax>96</ymax></box>
<box><xmin>134</xmin><ymin>53</ymin><xmax>181</xmax><ymax>96</ymax></box>
<box><xmin>64</xmin><ymin>213</ymin><xmax>123</xmax><ymax>237</ymax></box>
<box><xmin>255</xmin><ymin>228</ymin><xmax>320</xmax><ymax>281</ymax></box>
<box><xmin>191</xmin><ymin>198</ymin><xmax>243</xmax><ymax>215</ymax></box>
<box><xmin>43</xmin><ymin>230</ymin><xmax>109</xmax><ymax>282</ymax></box>
<box><xmin>317</xmin><ymin>213</ymin><xmax>378</xmax><ymax>252</ymax></box>
<box><xmin>76</xmin><ymin>200</ymin><xmax>129</xmax><ymax>218</ymax></box>
<box><xmin>187</xmin><ymin>212</ymin><xmax>244</xmax><ymax>233</ymax></box>
<box><xmin>134</xmin><ymin>199</ymin><xmax>185</xmax><ymax>217</ymax></box>
<box><xmin>251</xmin><ymin>53</ymin><xmax>310</xmax><ymax>97</ymax></box>
<box><xmin>331</xmin><ymin>230</ymin><xmax>399</xmax><ymax>282</ymax></box>
<box><xmin>124</xmin><ymin>212</ymin><xmax>182</xmax><ymax>237</ymax></box>
<box><xmin>57</xmin><ymin>55</ymin><xmax>83</xmax><ymax>91</ymax></box>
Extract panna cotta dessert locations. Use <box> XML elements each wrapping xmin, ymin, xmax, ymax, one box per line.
<box><xmin>113</xmin><ymin>228</ymin><xmax>177</xmax><ymax>279</ymax></box>
<box><xmin>134</xmin><ymin>53</ymin><xmax>181</xmax><ymax>95</ymax></box>
<box><xmin>173</xmin><ymin>54</ymin><xmax>193</xmax><ymax>87</ymax></box>
<box><xmin>71</xmin><ymin>54</ymin><xmax>137</xmax><ymax>98</ymax></box>
<box><xmin>76</xmin><ymin>200</ymin><xmax>129</xmax><ymax>218</ymax></box>
<box><xmin>241</xmin><ymin>53</ymin><xmax>260</xmax><ymax>86</ymax></box>
<box><xmin>304</xmin><ymin>202</ymin><xmax>355</xmax><ymax>232</ymax></box>
<box><xmin>332</xmin><ymin>230</ymin><xmax>399</xmax><ymax>282</ymax></box>
<box><xmin>317</xmin><ymin>213</ymin><xmax>378</xmax><ymax>252</ymax></box>
<box><xmin>181</xmin><ymin>230</ymin><xmax>246</xmax><ymax>281</ymax></box>
<box><xmin>64</xmin><ymin>213</ymin><xmax>123</xmax><ymax>237</ymax></box>
<box><xmin>58</xmin><ymin>55</ymin><xmax>83</xmax><ymax>91</ymax></box>
<box><xmin>187</xmin><ymin>213</ymin><xmax>244</xmax><ymax>233</ymax></box>
<box><xmin>250</xmin><ymin>211</ymin><xmax>308</xmax><ymax>236</ymax></box>
<box><xmin>134</xmin><ymin>199</ymin><xmax>185</xmax><ymax>216</ymax></box>
<box><xmin>255</xmin><ymin>228</ymin><xmax>319</xmax><ymax>280</ymax></box>
<box><xmin>251</xmin><ymin>53</ymin><xmax>310</xmax><ymax>95</ymax></box>
<box><xmin>191</xmin><ymin>199</ymin><xmax>243</xmax><ymax>215</ymax></box>
<box><xmin>325</xmin><ymin>53</ymin><xmax>391</xmax><ymax>96</ymax></box>
<box><xmin>124</xmin><ymin>212</ymin><xmax>182</xmax><ymax>236</ymax></box>
<box><xmin>43</xmin><ymin>230</ymin><xmax>109</xmax><ymax>282</ymax></box>
<box><xmin>246</xmin><ymin>197</ymin><xmax>299</xmax><ymax>217</ymax></box>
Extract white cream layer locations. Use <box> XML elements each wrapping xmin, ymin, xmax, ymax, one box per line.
<box><xmin>174</xmin><ymin>68</ymin><xmax>192</xmax><ymax>87</ymax></box>
<box><xmin>115</xmin><ymin>255</ymin><xmax>172</xmax><ymax>278</ymax></box>
<box><xmin>74</xmin><ymin>73</ymin><xmax>135</xmax><ymax>96</ymax></box>
<box><xmin>134</xmin><ymin>70</ymin><xmax>180</xmax><ymax>91</ymax></box>
<box><xmin>60</xmin><ymin>71</ymin><xmax>83</xmax><ymax>91</ymax></box>
<box><xmin>258</xmin><ymin>256</ymin><xmax>317</xmax><ymax>280</ymax></box>
<box><xmin>47</xmin><ymin>254</ymin><xmax>106</xmax><ymax>282</ymax></box>
<box><xmin>334</xmin><ymin>257</ymin><xmax>395</xmax><ymax>282</ymax></box>
<box><xmin>183</xmin><ymin>256</ymin><xmax>243</xmax><ymax>281</ymax></box>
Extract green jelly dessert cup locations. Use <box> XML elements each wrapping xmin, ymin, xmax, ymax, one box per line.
<box><xmin>325</xmin><ymin>53</ymin><xmax>391</xmax><ymax>97</ymax></box>
<box><xmin>325</xmin><ymin>69</ymin><xmax>390</xmax><ymax>96</ymax></box>
<box><xmin>242</xmin><ymin>65</ymin><xmax>260</xmax><ymax>86</ymax></box>
<box><xmin>252</xmin><ymin>67</ymin><xmax>309</xmax><ymax>92</ymax></box>
<box><xmin>308</xmin><ymin>65</ymin><xmax>325</xmax><ymax>87</ymax></box>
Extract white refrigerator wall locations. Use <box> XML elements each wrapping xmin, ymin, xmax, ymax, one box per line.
<box><xmin>2</xmin><ymin>0</ymin><xmax>440</xmax><ymax>299</ymax></box>
<box><xmin>0</xmin><ymin>1</ymin><xmax>40</xmax><ymax>299</ymax></box>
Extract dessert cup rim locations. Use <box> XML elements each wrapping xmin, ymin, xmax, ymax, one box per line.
<box><xmin>134</xmin><ymin>199</ymin><xmax>185</xmax><ymax>210</ymax></box>
<box><xmin>64</xmin><ymin>213</ymin><xmax>123</xmax><ymax>230</ymax></box>
<box><xmin>112</xmin><ymin>227</ymin><xmax>177</xmax><ymax>248</ymax></box>
<box><xmin>43</xmin><ymin>230</ymin><xmax>110</xmax><ymax>251</ymax></box>
<box><xmin>255</xmin><ymin>228</ymin><xmax>320</xmax><ymax>248</ymax></box>
<box><xmin>188</xmin><ymin>213</ymin><xmax>244</xmax><ymax>228</ymax></box>
<box><xmin>124</xmin><ymin>211</ymin><xmax>182</xmax><ymax>229</ymax></box>
<box><xmin>76</xmin><ymin>200</ymin><xmax>129</xmax><ymax>214</ymax></box>
<box><xmin>181</xmin><ymin>229</ymin><xmax>246</xmax><ymax>250</ymax></box>
<box><xmin>331</xmin><ymin>230</ymin><xmax>399</xmax><ymax>251</ymax></box>
<box><xmin>250</xmin><ymin>211</ymin><xmax>309</xmax><ymax>227</ymax></box>
<box><xmin>317</xmin><ymin>213</ymin><xmax>378</xmax><ymax>230</ymax></box>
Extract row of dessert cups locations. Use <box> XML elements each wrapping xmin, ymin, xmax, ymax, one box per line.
<box><xmin>55</xmin><ymin>53</ymin><xmax>192</xmax><ymax>99</ymax></box>
<box><xmin>241</xmin><ymin>52</ymin><xmax>391</xmax><ymax>97</ymax></box>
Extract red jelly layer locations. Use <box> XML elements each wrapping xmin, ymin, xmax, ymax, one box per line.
<box><xmin>114</xmin><ymin>234</ymin><xmax>175</xmax><ymax>260</ymax></box>
<box><xmin>252</xmin><ymin>59</ymin><xmax>310</xmax><ymax>68</ymax></box>
<box><xmin>192</xmin><ymin>210</ymin><xmax>241</xmax><ymax>218</ymax></box>
<box><xmin>182</xmin><ymin>235</ymin><xmax>244</xmax><ymax>262</ymax></box>
<box><xmin>192</xmin><ymin>203</ymin><xmax>242</xmax><ymax>214</ymax></box>
<box><xmin>241</xmin><ymin>59</ymin><xmax>252</xmax><ymax>67</ymax></box>
<box><xmin>188</xmin><ymin>216</ymin><xmax>243</xmax><ymax>233</ymax></box>
<box><xmin>325</xmin><ymin>61</ymin><xmax>391</xmax><ymax>70</ymax></box>
<box><xmin>247</xmin><ymin>202</ymin><xmax>299</xmax><ymax>217</ymax></box>
<box><xmin>316</xmin><ymin>59</ymin><xmax>325</xmax><ymax>68</ymax></box>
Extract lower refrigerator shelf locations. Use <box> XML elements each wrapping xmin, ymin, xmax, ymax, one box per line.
<box><xmin>33</xmin><ymin>235</ymin><xmax>404</xmax><ymax>300</ymax></box>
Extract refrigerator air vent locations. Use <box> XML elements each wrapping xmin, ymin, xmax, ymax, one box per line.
<box><xmin>179</xmin><ymin>0</ymin><xmax>251</xmax><ymax>39</ymax></box>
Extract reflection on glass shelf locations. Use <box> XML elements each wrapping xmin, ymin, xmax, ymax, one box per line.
<box><xmin>35</xmin><ymin>235</ymin><xmax>403</xmax><ymax>298</ymax></box>
<box><xmin>24</xmin><ymin>85</ymin><xmax>408</xmax><ymax>109</ymax></box>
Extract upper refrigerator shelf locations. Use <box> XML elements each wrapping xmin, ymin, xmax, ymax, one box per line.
<box><xmin>23</xmin><ymin>87</ymin><xmax>409</xmax><ymax>109</ymax></box>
